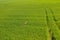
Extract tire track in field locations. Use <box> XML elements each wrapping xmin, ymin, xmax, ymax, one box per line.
<box><xmin>49</xmin><ymin>8</ymin><xmax>60</xmax><ymax>30</ymax></box>
<box><xmin>49</xmin><ymin>8</ymin><xmax>60</xmax><ymax>40</ymax></box>
<box><xmin>45</xmin><ymin>8</ymin><xmax>60</xmax><ymax>40</ymax></box>
<box><xmin>45</xmin><ymin>8</ymin><xmax>52</xmax><ymax>40</ymax></box>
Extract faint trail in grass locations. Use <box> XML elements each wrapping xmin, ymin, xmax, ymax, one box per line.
<box><xmin>49</xmin><ymin>8</ymin><xmax>60</xmax><ymax>30</ymax></box>
<box><xmin>45</xmin><ymin>8</ymin><xmax>52</xmax><ymax>40</ymax></box>
<box><xmin>49</xmin><ymin>8</ymin><xmax>57</xmax><ymax>21</ymax></box>
<box><xmin>45</xmin><ymin>8</ymin><xmax>60</xmax><ymax>40</ymax></box>
<box><xmin>45</xmin><ymin>8</ymin><xmax>49</xmax><ymax>26</ymax></box>
<box><xmin>49</xmin><ymin>8</ymin><xmax>60</xmax><ymax>40</ymax></box>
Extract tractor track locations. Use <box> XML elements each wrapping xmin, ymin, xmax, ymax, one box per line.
<box><xmin>49</xmin><ymin>8</ymin><xmax>60</xmax><ymax>30</ymax></box>
<box><xmin>45</xmin><ymin>8</ymin><xmax>60</xmax><ymax>40</ymax></box>
<box><xmin>45</xmin><ymin>8</ymin><xmax>52</xmax><ymax>40</ymax></box>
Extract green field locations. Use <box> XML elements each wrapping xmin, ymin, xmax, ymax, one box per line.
<box><xmin>0</xmin><ymin>0</ymin><xmax>60</xmax><ymax>40</ymax></box>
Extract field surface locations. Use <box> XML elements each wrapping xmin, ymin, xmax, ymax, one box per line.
<box><xmin>0</xmin><ymin>0</ymin><xmax>60</xmax><ymax>40</ymax></box>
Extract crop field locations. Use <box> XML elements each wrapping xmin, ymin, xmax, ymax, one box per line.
<box><xmin>0</xmin><ymin>0</ymin><xmax>60</xmax><ymax>40</ymax></box>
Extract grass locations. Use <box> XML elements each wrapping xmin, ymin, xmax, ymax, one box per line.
<box><xmin>45</xmin><ymin>8</ymin><xmax>60</xmax><ymax>40</ymax></box>
<box><xmin>0</xmin><ymin>0</ymin><xmax>60</xmax><ymax>40</ymax></box>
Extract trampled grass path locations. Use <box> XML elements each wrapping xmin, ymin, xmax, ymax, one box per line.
<box><xmin>45</xmin><ymin>8</ymin><xmax>60</xmax><ymax>40</ymax></box>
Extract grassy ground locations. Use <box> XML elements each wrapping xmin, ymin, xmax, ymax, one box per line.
<box><xmin>0</xmin><ymin>0</ymin><xmax>60</xmax><ymax>40</ymax></box>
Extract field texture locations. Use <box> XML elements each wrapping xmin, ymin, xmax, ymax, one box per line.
<box><xmin>0</xmin><ymin>0</ymin><xmax>60</xmax><ymax>40</ymax></box>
